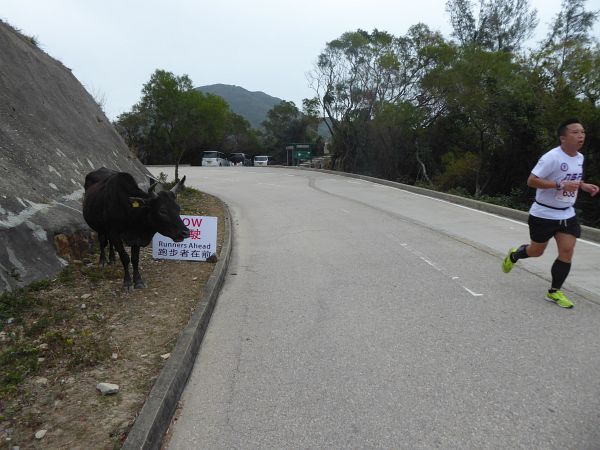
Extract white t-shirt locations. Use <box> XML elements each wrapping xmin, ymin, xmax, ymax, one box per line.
<box><xmin>528</xmin><ymin>146</ymin><xmax>584</xmax><ymax>220</ymax></box>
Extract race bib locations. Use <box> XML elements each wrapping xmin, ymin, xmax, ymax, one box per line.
<box><xmin>555</xmin><ymin>188</ymin><xmax>578</xmax><ymax>203</ymax></box>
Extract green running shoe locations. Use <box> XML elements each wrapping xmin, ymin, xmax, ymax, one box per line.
<box><xmin>545</xmin><ymin>290</ymin><xmax>574</xmax><ymax>308</ymax></box>
<box><xmin>502</xmin><ymin>248</ymin><xmax>517</xmax><ymax>273</ymax></box>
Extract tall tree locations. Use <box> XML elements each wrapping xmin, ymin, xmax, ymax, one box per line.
<box><xmin>308</xmin><ymin>26</ymin><xmax>446</xmax><ymax>171</ymax></box>
<box><xmin>422</xmin><ymin>47</ymin><xmax>542</xmax><ymax>196</ymax></box>
<box><xmin>533</xmin><ymin>0</ymin><xmax>599</xmax><ymax>95</ymax></box>
<box><xmin>446</xmin><ymin>0</ymin><xmax>538</xmax><ymax>52</ymax></box>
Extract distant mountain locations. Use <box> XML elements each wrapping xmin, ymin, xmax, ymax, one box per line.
<box><xmin>196</xmin><ymin>84</ymin><xmax>283</xmax><ymax>129</ymax></box>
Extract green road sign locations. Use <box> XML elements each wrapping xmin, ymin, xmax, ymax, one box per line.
<box><xmin>293</xmin><ymin>150</ymin><xmax>311</xmax><ymax>160</ymax></box>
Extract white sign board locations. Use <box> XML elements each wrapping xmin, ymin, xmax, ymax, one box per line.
<box><xmin>152</xmin><ymin>215</ymin><xmax>217</xmax><ymax>261</ymax></box>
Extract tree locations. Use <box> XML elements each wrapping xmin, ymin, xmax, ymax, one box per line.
<box><xmin>422</xmin><ymin>47</ymin><xmax>543</xmax><ymax>196</ymax></box>
<box><xmin>113</xmin><ymin>106</ymin><xmax>147</xmax><ymax>160</ymax></box>
<box><xmin>308</xmin><ymin>26</ymin><xmax>446</xmax><ymax>172</ymax></box>
<box><xmin>222</xmin><ymin>113</ymin><xmax>260</xmax><ymax>156</ymax></box>
<box><xmin>446</xmin><ymin>0</ymin><xmax>538</xmax><ymax>52</ymax></box>
<box><xmin>533</xmin><ymin>0</ymin><xmax>599</xmax><ymax>96</ymax></box>
<box><xmin>115</xmin><ymin>70</ymin><xmax>230</xmax><ymax>180</ymax></box>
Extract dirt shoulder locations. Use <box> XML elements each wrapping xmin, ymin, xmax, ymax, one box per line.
<box><xmin>0</xmin><ymin>189</ymin><xmax>224</xmax><ymax>450</ymax></box>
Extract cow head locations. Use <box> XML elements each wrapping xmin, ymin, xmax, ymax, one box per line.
<box><xmin>129</xmin><ymin>176</ymin><xmax>190</xmax><ymax>242</ymax></box>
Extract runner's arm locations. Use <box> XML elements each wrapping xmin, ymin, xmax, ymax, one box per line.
<box><xmin>580</xmin><ymin>182</ymin><xmax>599</xmax><ymax>197</ymax></box>
<box><xmin>527</xmin><ymin>174</ymin><xmax>580</xmax><ymax>192</ymax></box>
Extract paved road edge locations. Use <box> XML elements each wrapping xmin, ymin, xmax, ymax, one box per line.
<box><xmin>290</xmin><ymin>167</ymin><xmax>600</xmax><ymax>243</ymax></box>
<box><xmin>122</xmin><ymin>199</ymin><xmax>232</xmax><ymax>450</ymax></box>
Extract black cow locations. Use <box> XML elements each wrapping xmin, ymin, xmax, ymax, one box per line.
<box><xmin>83</xmin><ymin>168</ymin><xmax>162</xmax><ymax>266</ymax></box>
<box><xmin>83</xmin><ymin>168</ymin><xmax>189</xmax><ymax>290</ymax></box>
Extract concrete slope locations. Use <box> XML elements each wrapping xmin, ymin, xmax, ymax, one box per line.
<box><xmin>0</xmin><ymin>20</ymin><xmax>148</xmax><ymax>292</ymax></box>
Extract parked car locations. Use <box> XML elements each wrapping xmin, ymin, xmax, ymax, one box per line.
<box><xmin>202</xmin><ymin>151</ymin><xmax>229</xmax><ymax>166</ymax></box>
<box><xmin>229</xmin><ymin>153</ymin><xmax>252</xmax><ymax>166</ymax></box>
<box><xmin>254</xmin><ymin>155</ymin><xmax>271</xmax><ymax>167</ymax></box>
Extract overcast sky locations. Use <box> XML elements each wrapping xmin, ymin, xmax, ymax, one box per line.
<box><xmin>2</xmin><ymin>0</ymin><xmax>598</xmax><ymax>121</ymax></box>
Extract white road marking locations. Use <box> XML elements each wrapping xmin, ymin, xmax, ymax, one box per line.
<box><xmin>420</xmin><ymin>256</ymin><xmax>441</xmax><ymax>271</ymax></box>
<box><xmin>463</xmin><ymin>287</ymin><xmax>484</xmax><ymax>297</ymax></box>
<box><xmin>395</xmin><ymin>239</ymin><xmax>483</xmax><ymax>298</ymax></box>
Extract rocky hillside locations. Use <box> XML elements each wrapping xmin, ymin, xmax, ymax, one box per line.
<box><xmin>0</xmin><ymin>20</ymin><xmax>149</xmax><ymax>293</ymax></box>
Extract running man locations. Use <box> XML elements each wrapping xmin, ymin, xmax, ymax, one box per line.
<box><xmin>502</xmin><ymin>118</ymin><xmax>599</xmax><ymax>308</ymax></box>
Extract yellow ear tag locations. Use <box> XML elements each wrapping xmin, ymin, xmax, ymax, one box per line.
<box><xmin>132</xmin><ymin>200</ymin><xmax>140</xmax><ymax>208</ymax></box>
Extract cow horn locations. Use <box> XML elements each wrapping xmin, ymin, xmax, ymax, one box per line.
<box><xmin>146</xmin><ymin>174</ymin><xmax>163</xmax><ymax>193</ymax></box>
<box><xmin>170</xmin><ymin>176</ymin><xmax>186</xmax><ymax>195</ymax></box>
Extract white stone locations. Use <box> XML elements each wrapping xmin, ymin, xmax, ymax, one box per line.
<box><xmin>34</xmin><ymin>429</ymin><xmax>47</xmax><ymax>439</ymax></box>
<box><xmin>81</xmin><ymin>293</ymin><xmax>92</xmax><ymax>300</ymax></box>
<box><xmin>34</xmin><ymin>377</ymin><xmax>48</xmax><ymax>386</ymax></box>
<box><xmin>96</xmin><ymin>382</ymin><xmax>119</xmax><ymax>395</ymax></box>
<box><xmin>160</xmin><ymin>353</ymin><xmax>171</xmax><ymax>360</ymax></box>
<box><xmin>111</xmin><ymin>353</ymin><xmax>118</xmax><ymax>360</ymax></box>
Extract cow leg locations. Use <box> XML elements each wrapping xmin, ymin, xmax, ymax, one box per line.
<box><xmin>131</xmin><ymin>244</ymin><xmax>146</xmax><ymax>289</ymax></box>
<box><xmin>108</xmin><ymin>241</ymin><xmax>116</xmax><ymax>265</ymax></box>
<box><xmin>111</xmin><ymin>237</ymin><xmax>132</xmax><ymax>291</ymax></box>
<box><xmin>98</xmin><ymin>233</ymin><xmax>108</xmax><ymax>267</ymax></box>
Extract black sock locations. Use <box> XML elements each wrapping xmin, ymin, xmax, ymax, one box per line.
<box><xmin>550</xmin><ymin>259</ymin><xmax>571</xmax><ymax>291</ymax></box>
<box><xmin>510</xmin><ymin>244</ymin><xmax>529</xmax><ymax>263</ymax></box>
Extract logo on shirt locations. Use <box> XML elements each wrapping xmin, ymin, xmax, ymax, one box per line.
<box><xmin>560</xmin><ymin>163</ymin><xmax>568</xmax><ymax>171</ymax></box>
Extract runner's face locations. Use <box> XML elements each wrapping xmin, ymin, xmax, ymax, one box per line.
<box><xmin>561</xmin><ymin>123</ymin><xmax>585</xmax><ymax>152</ymax></box>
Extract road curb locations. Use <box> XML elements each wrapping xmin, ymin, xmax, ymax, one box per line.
<box><xmin>290</xmin><ymin>167</ymin><xmax>600</xmax><ymax>243</ymax></box>
<box><xmin>122</xmin><ymin>200</ymin><xmax>232</xmax><ymax>450</ymax></box>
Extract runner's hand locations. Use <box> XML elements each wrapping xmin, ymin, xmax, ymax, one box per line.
<box><xmin>581</xmin><ymin>183</ymin><xmax>599</xmax><ymax>197</ymax></box>
<box><xmin>563</xmin><ymin>180</ymin><xmax>580</xmax><ymax>192</ymax></box>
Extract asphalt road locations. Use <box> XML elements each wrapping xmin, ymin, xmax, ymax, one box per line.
<box><xmin>151</xmin><ymin>166</ymin><xmax>600</xmax><ymax>449</ymax></box>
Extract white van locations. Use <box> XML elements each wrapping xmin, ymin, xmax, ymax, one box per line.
<box><xmin>254</xmin><ymin>155</ymin><xmax>270</xmax><ymax>167</ymax></box>
<box><xmin>202</xmin><ymin>151</ymin><xmax>229</xmax><ymax>167</ymax></box>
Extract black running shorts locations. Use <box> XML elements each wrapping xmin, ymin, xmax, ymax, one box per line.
<box><xmin>528</xmin><ymin>214</ymin><xmax>581</xmax><ymax>243</ymax></box>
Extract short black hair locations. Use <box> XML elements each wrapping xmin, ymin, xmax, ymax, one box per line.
<box><xmin>557</xmin><ymin>118</ymin><xmax>581</xmax><ymax>138</ymax></box>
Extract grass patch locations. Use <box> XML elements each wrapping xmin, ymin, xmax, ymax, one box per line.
<box><xmin>43</xmin><ymin>329</ymin><xmax>110</xmax><ymax>369</ymax></box>
<box><xmin>0</xmin><ymin>344</ymin><xmax>40</xmax><ymax>397</ymax></box>
<box><xmin>0</xmin><ymin>289</ymin><xmax>39</xmax><ymax>323</ymax></box>
<box><xmin>80</xmin><ymin>264</ymin><xmax>121</xmax><ymax>282</ymax></box>
<box><xmin>56</xmin><ymin>264</ymin><xmax>76</xmax><ymax>284</ymax></box>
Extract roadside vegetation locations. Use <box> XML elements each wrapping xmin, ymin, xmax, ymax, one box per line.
<box><xmin>1</xmin><ymin>20</ymin><xmax>39</xmax><ymax>47</ymax></box>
